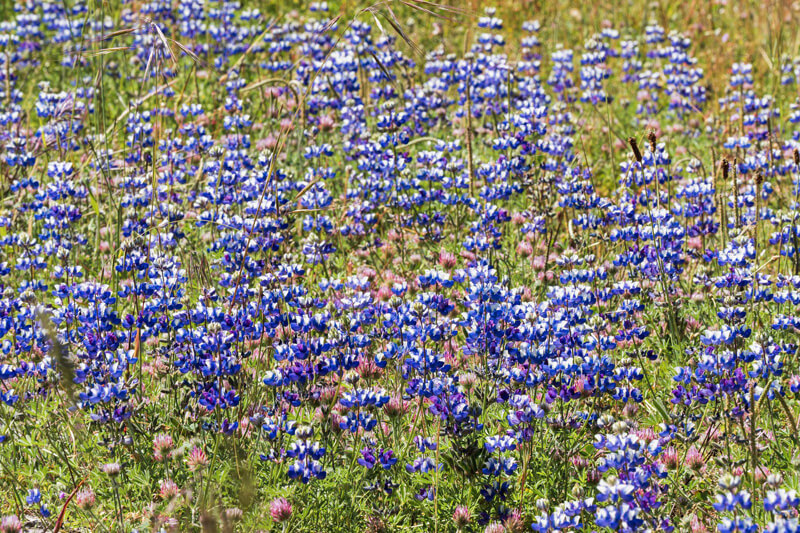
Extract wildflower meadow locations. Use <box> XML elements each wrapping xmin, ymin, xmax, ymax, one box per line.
<box><xmin>2</xmin><ymin>0</ymin><xmax>800</xmax><ymax>531</ymax></box>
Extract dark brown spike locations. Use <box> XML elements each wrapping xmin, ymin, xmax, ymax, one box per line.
<box><xmin>648</xmin><ymin>131</ymin><xmax>657</xmax><ymax>153</ymax></box>
<box><xmin>794</xmin><ymin>148</ymin><xmax>799</xmax><ymax>166</ymax></box>
<box><xmin>721</xmin><ymin>159</ymin><xmax>729</xmax><ymax>181</ymax></box>
<box><xmin>628</xmin><ymin>137</ymin><xmax>642</xmax><ymax>163</ymax></box>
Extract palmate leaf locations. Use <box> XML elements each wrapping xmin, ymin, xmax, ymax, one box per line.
<box><xmin>442</xmin><ymin>432</ymin><xmax>489</xmax><ymax>478</ymax></box>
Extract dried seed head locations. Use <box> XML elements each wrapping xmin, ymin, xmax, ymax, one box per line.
<box><xmin>225</xmin><ymin>507</ymin><xmax>243</xmax><ymax>522</ymax></box>
<box><xmin>794</xmin><ymin>148</ymin><xmax>799</xmax><ymax>166</ymax></box>
<box><xmin>721</xmin><ymin>159</ymin><xmax>729</xmax><ymax>181</ymax></box>
<box><xmin>756</xmin><ymin>170</ymin><xmax>764</xmax><ymax>185</ymax></box>
<box><xmin>648</xmin><ymin>130</ymin><xmax>657</xmax><ymax>152</ymax></box>
<box><xmin>101</xmin><ymin>462</ymin><xmax>121</xmax><ymax>477</ymax></box>
<box><xmin>628</xmin><ymin>137</ymin><xmax>643</xmax><ymax>163</ymax></box>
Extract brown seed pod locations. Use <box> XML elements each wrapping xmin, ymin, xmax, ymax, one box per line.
<box><xmin>721</xmin><ymin>159</ymin><xmax>729</xmax><ymax>180</ymax></box>
<box><xmin>628</xmin><ymin>137</ymin><xmax>643</xmax><ymax>163</ymax></box>
<box><xmin>648</xmin><ymin>131</ymin><xmax>657</xmax><ymax>153</ymax></box>
<box><xmin>794</xmin><ymin>148</ymin><xmax>799</xmax><ymax>166</ymax></box>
